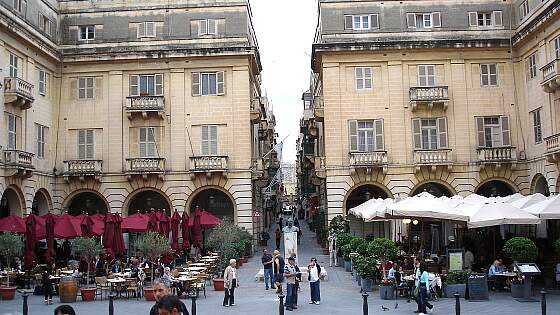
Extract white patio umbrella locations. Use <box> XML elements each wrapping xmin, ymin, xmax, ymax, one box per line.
<box><xmin>500</xmin><ymin>193</ymin><xmax>524</xmax><ymax>203</ymax></box>
<box><xmin>362</xmin><ymin>198</ymin><xmax>393</xmax><ymax>221</ymax></box>
<box><xmin>524</xmin><ymin>195</ymin><xmax>560</xmax><ymax>219</ymax></box>
<box><xmin>509</xmin><ymin>193</ymin><xmax>547</xmax><ymax>209</ymax></box>
<box><xmin>461</xmin><ymin>201</ymin><xmax>541</xmax><ymax>228</ymax></box>
<box><xmin>387</xmin><ymin>192</ymin><xmax>469</xmax><ymax>221</ymax></box>
<box><xmin>348</xmin><ymin>198</ymin><xmax>384</xmax><ymax>218</ymax></box>
<box><xmin>461</xmin><ymin>193</ymin><xmax>489</xmax><ymax>205</ymax></box>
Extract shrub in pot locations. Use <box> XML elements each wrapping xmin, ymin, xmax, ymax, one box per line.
<box><xmin>353</xmin><ymin>255</ymin><xmax>366</xmax><ymax>284</ymax></box>
<box><xmin>380</xmin><ymin>278</ymin><xmax>395</xmax><ymax>300</ymax></box>
<box><xmin>213</xmin><ymin>246</ymin><xmax>238</xmax><ymax>291</ymax></box>
<box><xmin>444</xmin><ymin>271</ymin><xmax>470</xmax><ymax>298</ymax></box>
<box><xmin>367</xmin><ymin>238</ymin><xmax>398</xmax><ymax>280</ymax></box>
<box><xmin>503</xmin><ymin>237</ymin><xmax>538</xmax><ymax>298</ymax></box>
<box><xmin>0</xmin><ymin>233</ymin><xmax>23</xmax><ymax>300</ymax></box>
<box><xmin>341</xmin><ymin>244</ymin><xmax>353</xmax><ymax>272</ymax></box>
<box><xmin>358</xmin><ymin>257</ymin><xmax>378</xmax><ymax>292</ymax></box>
<box><xmin>73</xmin><ymin>237</ymin><xmax>103</xmax><ymax>301</ymax></box>
<box><xmin>135</xmin><ymin>231</ymin><xmax>171</xmax><ymax>300</ymax></box>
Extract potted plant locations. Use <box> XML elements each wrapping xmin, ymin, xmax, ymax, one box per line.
<box><xmin>135</xmin><ymin>231</ymin><xmax>171</xmax><ymax>301</ymax></box>
<box><xmin>366</xmin><ymin>238</ymin><xmax>398</xmax><ymax>299</ymax></box>
<box><xmin>341</xmin><ymin>244</ymin><xmax>353</xmax><ymax>272</ymax></box>
<box><xmin>444</xmin><ymin>271</ymin><xmax>470</xmax><ymax>298</ymax></box>
<box><xmin>502</xmin><ymin>237</ymin><xmax>538</xmax><ymax>298</ymax></box>
<box><xmin>213</xmin><ymin>246</ymin><xmax>237</xmax><ymax>291</ymax></box>
<box><xmin>358</xmin><ymin>256</ymin><xmax>378</xmax><ymax>292</ymax></box>
<box><xmin>353</xmin><ymin>255</ymin><xmax>366</xmax><ymax>285</ymax></box>
<box><xmin>0</xmin><ymin>233</ymin><xmax>23</xmax><ymax>300</ymax></box>
<box><xmin>73</xmin><ymin>237</ymin><xmax>103</xmax><ymax>301</ymax></box>
<box><xmin>380</xmin><ymin>278</ymin><xmax>395</xmax><ymax>300</ymax></box>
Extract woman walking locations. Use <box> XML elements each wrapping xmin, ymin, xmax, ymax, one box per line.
<box><xmin>223</xmin><ymin>259</ymin><xmax>239</xmax><ymax>307</ymax></box>
<box><xmin>308</xmin><ymin>257</ymin><xmax>321</xmax><ymax>305</ymax></box>
<box><xmin>418</xmin><ymin>262</ymin><xmax>434</xmax><ymax>314</ymax></box>
<box><xmin>43</xmin><ymin>264</ymin><xmax>54</xmax><ymax>305</ymax></box>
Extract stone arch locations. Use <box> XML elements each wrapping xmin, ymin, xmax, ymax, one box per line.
<box><xmin>531</xmin><ymin>173</ymin><xmax>550</xmax><ymax>196</ymax></box>
<box><xmin>0</xmin><ymin>185</ymin><xmax>26</xmax><ymax>217</ymax></box>
<box><xmin>475</xmin><ymin>178</ymin><xmax>518</xmax><ymax>197</ymax></box>
<box><xmin>185</xmin><ymin>185</ymin><xmax>236</xmax><ymax>221</ymax></box>
<box><xmin>62</xmin><ymin>189</ymin><xmax>110</xmax><ymax>216</ymax></box>
<box><xmin>343</xmin><ymin>182</ymin><xmax>392</xmax><ymax>216</ymax></box>
<box><xmin>123</xmin><ymin>187</ymin><xmax>173</xmax><ymax>216</ymax></box>
<box><xmin>32</xmin><ymin>188</ymin><xmax>53</xmax><ymax>215</ymax></box>
<box><xmin>411</xmin><ymin>180</ymin><xmax>456</xmax><ymax>197</ymax></box>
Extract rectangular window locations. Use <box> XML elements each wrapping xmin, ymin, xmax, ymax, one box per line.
<box><xmin>7</xmin><ymin>114</ymin><xmax>17</xmax><ymax>150</ymax></box>
<box><xmin>139</xmin><ymin>127</ymin><xmax>157</xmax><ymax>157</ymax></box>
<box><xmin>532</xmin><ymin>109</ymin><xmax>542</xmax><ymax>144</ymax></box>
<box><xmin>39</xmin><ymin>13</ymin><xmax>51</xmax><ymax>34</ymax></box>
<box><xmin>477</xmin><ymin>12</ymin><xmax>493</xmax><ymax>26</ymax></box>
<box><xmin>407</xmin><ymin>12</ymin><xmax>441</xmax><ymax>29</ymax></box>
<box><xmin>36</xmin><ymin>124</ymin><xmax>46</xmax><ymax>158</ymax></box>
<box><xmin>9</xmin><ymin>53</ymin><xmax>19</xmax><ymax>78</ymax></box>
<box><xmin>348</xmin><ymin>119</ymin><xmax>384</xmax><ymax>152</ymax></box>
<box><xmin>39</xmin><ymin>69</ymin><xmax>48</xmax><ymax>95</ymax></box>
<box><xmin>13</xmin><ymin>0</ymin><xmax>26</xmax><ymax>13</ymax></box>
<box><xmin>198</xmin><ymin>19</ymin><xmax>217</xmax><ymax>35</ymax></box>
<box><xmin>78</xmin><ymin>77</ymin><xmax>95</xmax><ymax>99</ymax></box>
<box><xmin>78</xmin><ymin>129</ymin><xmax>94</xmax><ymax>159</ymax></box>
<box><xmin>469</xmin><ymin>11</ymin><xmax>503</xmax><ymax>27</ymax></box>
<box><xmin>353</xmin><ymin>15</ymin><xmax>370</xmax><ymax>30</ymax></box>
<box><xmin>554</xmin><ymin>36</ymin><xmax>560</xmax><ymax>59</ymax></box>
<box><xmin>201</xmin><ymin>125</ymin><xmax>218</xmax><ymax>155</ymax></box>
<box><xmin>129</xmin><ymin>74</ymin><xmax>163</xmax><ymax>96</ymax></box>
<box><xmin>412</xmin><ymin>118</ymin><xmax>447</xmax><ymax>150</ymax></box>
<box><xmin>137</xmin><ymin>22</ymin><xmax>156</xmax><ymax>38</ymax></box>
<box><xmin>480</xmin><ymin>64</ymin><xmax>498</xmax><ymax>86</ymax></box>
<box><xmin>418</xmin><ymin>65</ymin><xmax>435</xmax><ymax>86</ymax></box>
<box><xmin>191</xmin><ymin>71</ymin><xmax>225</xmax><ymax>96</ymax></box>
<box><xmin>345</xmin><ymin>15</ymin><xmax>379</xmax><ymax>30</ymax></box>
<box><xmin>519</xmin><ymin>1</ymin><xmax>530</xmax><ymax>19</ymax></box>
<box><xmin>476</xmin><ymin>116</ymin><xmax>510</xmax><ymax>148</ymax></box>
<box><xmin>527</xmin><ymin>53</ymin><xmax>537</xmax><ymax>79</ymax></box>
<box><xmin>355</xmin><ymin>67</ymin><xmax>373</xmax><ymax>90</ymax></box>
<box><xmin>79</xmin><ymin>25</ymin><xmax>95</xmax><ymax>40</ymax></box>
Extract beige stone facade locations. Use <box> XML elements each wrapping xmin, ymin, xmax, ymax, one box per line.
<box><xmin>0</xmin><ymin>0</ymin><xmax>278</xmax><ymax>238</ymax></box>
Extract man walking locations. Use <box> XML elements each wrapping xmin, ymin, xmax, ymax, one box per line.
<box><xmin>261</xmin><ymin>249</ymin><xmax>275</xmax><ymax>290</ymax></box>
<box><xmin>328</xmin><ymin>232</ymin><xmax>337</xmax><ymax>267</ymax></box>
<box><xmin>284</xmin><ymin>256</ymin><xmax>297</xmax><ymax>311</ymax></box>
<box><xmin>273</xmin><ymin>250</ymin><xmax>285</xmax><ymax>294</ymax></box>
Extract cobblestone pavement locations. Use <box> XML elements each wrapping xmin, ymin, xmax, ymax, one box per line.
<box><xmin>1</xmin><ymin>220</ymin><xmax>559</xmax><ymax>315</ymax></box>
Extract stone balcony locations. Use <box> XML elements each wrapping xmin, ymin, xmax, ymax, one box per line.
<box><xmin>349</xmin><ymin>151</ymin><xmax>388</xmax><ymax>173</ymax></box>
<box><xmin>413</xmin><ymin>149</ymin><xmax>453</xmax><ymax>172</ymax></box>
<box><xmin>64</xmin><ymin>160</ymin><xmax>102</xmax><ymax>181</ymax></box>
<box><xmin>4</xmin><ymin>77</ymin><xmax>34</xmax><ymax>109</ymax></box>
<box><xmin>190</xmin><ymin>156</ymin><xmax>228</xmax><ymax>177</ymax></box>
<box><xmin>4</xmin><ymin>149</ymin><xmax>34</xmax><ymax>177</ymax></box>
<box><xmin>252</xmin><ymin>158</ymin><xmax>265</xmax><ymax>180</ymax></box>
<box><xmin>125</xmin><ymin>96</ymin><xmax>165</xmax><ymax>119</ymax></box>
<box><xmin>541</xmin><ymin>59</ymin><xmax>560</xmax><ymax>93</ymax></box>
<box><xmin>313</xmin><ymin>96</ymin><xmax>324</xmax><ymax>122</ymax></box>
<box><xmin>409</xmin><ymin>86</ymin><xmax>449</xmax><ymax>111</ymax></box>
<box><xmin>545</xmin><ymin>133</ymin><xmax>560</xmax><ymax>162</ymax></box>
<box><xmin>125</xmin><ymin>157</ymin><xmax>165</xmax><ymax>180</ymax></box>
<box><xmin>250</xmin><ymin>98</ymin><xmax>262</xmax><ymax>123</ymax></box>
<box><xmin>313</xmin><ymin>156</ymin><xmax>326</xmax><ymax>179</ymax></box>
<box><xmin>476</xmin><ymin>147</ymin><xmax>516</xmax><ymax>169</ymax></box>
<box><xmin>258</xmin><ymin>120</ymin><xmax>268</xmax><ymax>140</ymax></box>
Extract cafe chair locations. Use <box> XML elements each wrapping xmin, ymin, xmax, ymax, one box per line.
<box><xmin>125</xmin><ymin>279</ymin><xmax>140</xmax><ymax>300</ymax></box>
<box><xmin>95</xmin><ymin>276</ymin><xmax>111</xmax><ymax>300</ymax></box>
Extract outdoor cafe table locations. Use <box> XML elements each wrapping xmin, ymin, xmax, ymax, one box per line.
<box><xmin>190</xmin><ymin>263</ymin><xmax>206</xmax><ymax>267</ymax></box>
<box><xmin>187</xmin><ymin>267</ymin><xmax>206</xmax><ymax>272</ymax></box>
<box><xmin>60</xmin><ymin>270</ymin><xmax>74</xmax><ymax>275</ymax></box>
<box><xmin>107</xmin><ymin>278</ymin><xmax>126</xmax><ymax>297</ymax></box>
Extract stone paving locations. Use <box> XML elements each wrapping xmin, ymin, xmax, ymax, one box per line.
<box><xmin>1</xmin><ymin>220</ymin><xmax>559</xmax><ymax>315</ymax></box>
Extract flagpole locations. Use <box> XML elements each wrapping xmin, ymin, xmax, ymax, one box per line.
<box><xmin>262</xmin><ymin>133</ymin><xmax>290</xmax><ymax>159</ymax></box>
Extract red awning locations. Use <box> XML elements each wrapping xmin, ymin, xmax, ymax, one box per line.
<box><xmin>54</xmin><ymin>214</ymin><xmax>83</xmax><ymax>239</ymax></box>
<box><xmin>122</xmin><ymin>213</ymin><xmax>149</xmax><ymax>232</ymax></box>
<box><xmin>188</xmin><ymin>210</ymin><xmax>222</xmax><ymax>228</ymax></box>
<box><xmin>0</xmin><ymin>215</ymin><xmax>25</xmax><ymax>234</ymax></box>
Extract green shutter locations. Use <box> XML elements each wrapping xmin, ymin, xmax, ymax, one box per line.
<box><xmin>500</xmin><ymin>116</ymin><xmax>510</xmax><ymax>146</ymax></box>
<box><xmin>412</xmin><ymin>118</ymin><xmax>421</xmax><ymax>149</ymax></box>
<box><xmin>348</xmin><ymin>120</ymin><xmax>358</xmax><ymax>151</ymax></box>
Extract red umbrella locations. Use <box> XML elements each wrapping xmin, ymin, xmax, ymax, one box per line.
<box><xmin>148</xmin><ymin>212</ymin><xmax>159</xmax><ymax>233</ymax></box>
<box><xmin>0</xmin><ymin>215</ymin><xmax>25</xmax><ymax>233</ymax></box>
<box><xmin>157</xmin><ymin>211</ymin><xmax>170</xmax><ymax>236</ymax></box>
<box><xmin>54</xmin><ymin>214</ymin><xmax>82</xmax><ymax>239</ymax></box>
<box><xmin>122</xmin><ymin>213</ymin><xmax>149</xmax><ymax>232</ymax></box>
<box><xmin>181</xmin><ymin>212</ymin><xmax>191</xmax><ymax>250</ymax></box>
<box><xmin>43</xmin><ymin>213</ymin><xmax>56</xmax><ymax>262</ymax></box>
<box><xmin>80</xmin><ymin>215</ymin><xmax>96</xmax><ymax>237</ymax></box>
<box><xmin>191</xmin><ymin>207</ymin><xmax>202</xmax><ymax>247</ymax></box>
<box><xmin>188</xmin><ymin>210</ymin><xmax>222</xmax><ymax>228</ymax></box>
<box><xmin>24</xmin><ymin>214</ymin><xmax>40</xmax><ymax>268</ymax></box>
<box><xmin>171</xmin><ymin>211</ymin><xmax>181</xmax><ymax>251</ymax></box>
<box><xmin>90</xmin><ymin>214</ymin><xmax>106</xmax><ymax>236</ymax></box>
<box><xmin>113</xmin><ymin>213</ymin><xmax>125</xmax><ymax>257</ymax></box>
<box><xmin>103</xmin><ymin>213</ymin><xmax>117</xmax><ymax>258</ymax></box>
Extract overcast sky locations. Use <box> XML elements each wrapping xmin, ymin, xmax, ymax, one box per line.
<box><xmin>250</xmin><ymin>0</ymin><xmax>318</xmax><ymax>163</ymax></box>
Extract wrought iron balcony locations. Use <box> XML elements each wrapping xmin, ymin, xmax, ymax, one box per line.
<box><xmin>4</xmin><ymin>77</ymin><xmax>34</xmax><ymax>109</ymax></box>
<box><xmin>250</xmin><ymin>98</ymin><xmax>262</xmax><ymax>123</ymax></box>
<box><xmin>349</xmin><ymin>151</ymin><xmax>388</xmax><ymax>173</ymax></box>
<box><xmin>413</xmin><ymin>149</ymin><xmax>452</xmax><ymax>172</ymax></box>
<box><xmin>64</xmin><ymin>160</ymin><xmax>102</xmax><ymax>178</ymax></box>
<box><xmin>545</xmin><ymin>133</ymin><xmax>560</xmax><ymax>162</ymax></box>
<box><xmin>541</xmin><ymin>59</ymin><xmax>560</xmax><ymax>93</ymax></box>
<box><xmin>313</xmin><ymin>96</ymin><xmax>324</xmax><ymax>122</ymax></box>
<box><xmin>476</xmin><ymin>147</ymin><xmax>516</xmax><ymax>169</ymax></box>
<box><xmin>409</xmin><ymin>86</ymin><xmax>449</xmax><ymax>111</ymax></box>
<box><xmin>126</xmin><ymin>157</ymin><xmax>165</xmax><ymax>176</ymax></box>
<box><xmin>125</xmin><ymin>96</ymin><xmax>164</xmax><ymax>119</ymax></box>
<box><xmin>190</xmin><ymin>156</ymin><xmax>228</xmax><ymax>172</ymax></box>
<box><xmin>4</xmin><ymin>150</ymin><xmax>34</xmax><ymax>177</ymax></box>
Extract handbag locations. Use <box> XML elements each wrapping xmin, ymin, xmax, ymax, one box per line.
<box><xmin>413</xmin><ymin>286</ymin><xmax>419</xmax><ymax>298</ymax></box>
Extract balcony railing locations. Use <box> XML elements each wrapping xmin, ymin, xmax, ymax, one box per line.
<box><xmin>545</xmin><ymin>133</ymin><xmax>560</xmax><ymax>162</ymax></box>
<box><xmin>64</xmin><ymin>160</ymin><xmax>103</xmax><ymax>176</ymax></box>
<box><xmin>541</xmin><ymin>59</ymin><xmax>560</xmax><ymax>93</ymax></box>
<box><xmin>409</xmin><ymin>86</ymin><xmax>449</xmax><ymax>110</ymax></box>
<box><xmin>190</xmin><ymin>156</ymin><xmax>228</xmax><ymax>172</ymax></box>
<box><xmin>349</xmin><ymin>151</ymin><xmax>388</xmax><ymax>168</ymax></box>
<box><xmin>126</xmin><ymin>96</ymin><xmax>164</xmax><ymax>118</ymax></box>
<box><xmin>4</xmin><ymin>77</ymin><xmax>34</xmax><ymax>109</ymax></box>
<box><xmin>476</xmin><ymin>147</ymin><xmax>516</xmax><ymax>165</ymax></box>
<box><xmin>126</xmin><ymin>157</ymin><xmax>165</xmax><ymax>173</ymax></box>
<box><xmin>313</xmin><ymin>96</ymin><xmax>324</xmax><ymax>121</ymax></box>
<box><xmin>4</xmin><ymin>149</ymin><xmax>34</xmax><ymax>169</ymax></box>
<box><xmin>252</xmin><ymin>158</ymin><xmax>265</xmax><ymax>180</ymax></box>
<box><xmin>413</xmin><ymin>149</ymin><xmax>452</xmax><ymax>171</ymax></box>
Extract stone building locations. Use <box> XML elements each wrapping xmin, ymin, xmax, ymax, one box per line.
<box><xmin>0</xmin><ymin>0</ymin><xmax>278</xmax><ymax>240</ymax></box>
<box><xmin>298</xmin><ymin>0</ymin><xmax>560</xmax><ymax>239</ymax></box>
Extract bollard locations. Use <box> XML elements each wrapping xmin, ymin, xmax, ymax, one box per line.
<box><xmin>362</xmin><ymin>292</ymin><xmax>369</xmax><ymax>315</ymax></box>
<box><xmin>454</xmin><ymin>293</ymin><xmax>460</xmax><ymax>315</ymax></box>
<box><xmin>22</xmin><ymin>291</ymin><xmax>28</xmax><ymax>315</ymax></box>
<box><xmin>540</xmin><ymin>289</ymin><xmax>547</xmax><ymax>315</ymax></box>
<box><xmin>191</xmin><ymin>295</ymin><xmax>197</xmax><ymax>315</ymax></box>
<box><xmin>109</xmin><ymin>292</ymin><xmax>115</xmax><ymax>315</ymax></box>
<box><xmin>278</xmin><ymin>293</ymin><xmax>285</xmax><ymax>315</ymax></box>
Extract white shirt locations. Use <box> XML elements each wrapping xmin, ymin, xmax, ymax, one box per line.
<box><xmin>309</xmin><ymin>265</ymin><xmax>319</xmax><ymax>282</ymax></box>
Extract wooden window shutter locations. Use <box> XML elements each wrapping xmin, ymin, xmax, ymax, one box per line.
<box><xmin>217</xmin><ymin>71</ymin><xmax>225</xmax><ymax>95</ymax></box>
<box><xmin>145</xmin><ymin>22</ymin><xmax>155</xmax><ymax>37</ymax></box>
<box><xmin>210</xmin><ymin>125</ymin><xmax>218</xmax><ymax>155</ymax></box>
<box><xmin>406</xmin><ymin>13</ymin><xmax>416</xmax><ymax>28</ymax></box>
<box><xmin>86</xmin><ymin>130</ymin><xmax>94</xmax><ymax>159</ymax></box>
<box><xmin>137</xmin><ymin>23</ymin><xmax>145</xmax><ymax>38</ymax></box>
<box><xmin>129</xmin><ymin>128</ymin><xmax>139</xmax><ymax>157</ymax></box>
<box><xmin>348</xmin><ymin>120</ymin><xmax>358</xmax><ymax>151</ymax></box>
<box><xmin>374</xmin><ymin>119</ymin><xmax>384</xmax><ymax>150</ymax></box>
<box><xmin>201</xmin><ymin>126</ymin><xmax>209</xmax><ymax>155</ymax></box>
<box><xmin>78</xmin><ymin>130</ymin><xmax>85</xmax><ymax>159</ymax></box>
<box><xmin>139</xmin><ymin>127</ymin><xmax>147</xmax><ymax>157</ymax></box>
<box><xmin>476</xmin><ymin>117</ymin><xmax>485</xmax><ymax>147</ymax></box>
<box><xmin>412</xmin><ymin>118</ymin><xmax>422</xmax><ymax>149</ymax></box>
<box><xmin>199</xmin><ymin>20</ymin><xmax>207</xmax><ymax>35</ymax></box>
<box><xmin>468</xmin><ymin>12</ymin><xmax>478</xmax><ymax>27</ymax></box>
<box><xmin>191</xmin><ymin>72</ymin><xmax>200</xmax><ymax>96</ymax></box>
<box><xmin>493</xmin><ymin>11</ymin><xmax>503</xmax><ymax>27</ymax></box>
<box><xmin>344</xmin><ymin>16</ymin><xmax>353</xmax><ymax>30</ymax></box>
<box><xmin>155</xmin><ymin>74</ymin><xmax>163</xmax><ymax>95</ymax></box>
<box><xmin>500</xmin><ymin>116</ymin><xmax>510</xmax><ymax>146</ymax></box>
<box><xmin>95</xmin><ymin>77</ymin><xmax>103</xmax><ymax>99</ymax></box>
<box><xmin>432</xmin><ymin>12</ymin><xmax>441</xmax><ymax>27</ymax></box>
<box><xmin>437</xmin><ymin>117</ymin><xmax>448</xmax><ymax>148</ymax></box>
<box><xmin>370</xmin><ymin>14</ymin><xmax>379</xmax><ymax>29</ymax></box>
<box><xmin>208</xmin><ymin>19</ymin><xmax>217</xmax><ymax>34</ymax></box>
<box><xmin>130</xmin><ymin>75</ymin><xmax>139</xmax><ymax>96</ymax></box>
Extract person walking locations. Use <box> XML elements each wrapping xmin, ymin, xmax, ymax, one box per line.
<box><xmin>284</xmin><ymin>256</ymin><xmax>297</xmax><ymax>311</ymax></box>
<box><xmin>416</xmin><ymin>262</ymin><xmax>433</xmax><ymax>314</ymax></box>
<box><xmin>275</xmin><ymin>228</ymin><xmax>282</xmax><ymax>250</ymax></box>
<box><xmin>261</xmin><ymin>249</ymin><xmax>275</xmax><ymax>290</ymax></box>
<box><xmin>223</xmin><ymin>259</ymin><xmax>239</xmax><ymax>307</ymax></box>
<box><xmin>273</xmin><ymin>250</ymin><xmax>285</xmax><ymax>294</ymax></box>
<box><xmin>42</xmin><ymin>264</ymin><xmax>54</xmax><ymax>305</ymax></box>
<box><xmin>308</xmin><ymin>257</ymin><xmax>321</xmax><ymax>305</ymax></box>
<box><xmin>291</xmin><ymin>254</ymin><xmax>301</xmax><ymax>308</ymax></box>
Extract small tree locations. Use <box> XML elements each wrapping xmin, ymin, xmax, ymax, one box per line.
<box><xmin>135</xmin><ymin>232</ymin><xmax>171</xmax><ymax>285</ymax></box>
<box><xmin>73</xmin><ymin>237</ymin><xmax>103</xmax><ymax>287</ymax></box>
<box><xmin>555</xmin><ymin>238</ymin><xmax>560</xmax><ymax>258</ymax></box>
<box><xmin>503</xmin><ymin>237</ymin><xmax>538</xmax><ymax>262</ymax></box>
<box><xmin>0</xmin><ymin>233</ymin><xmax>23</xmax><ymax>287</ymax></box>
<box><xmin>367</xmin><ymin>238</ymin><xmax>398</xmax><ymax>279</ymax></box>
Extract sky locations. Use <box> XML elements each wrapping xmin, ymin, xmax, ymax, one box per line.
<box><xmin>249</xmin><ymin>0</ymin><xmax>319</xmax><ymax>163</ymax></box>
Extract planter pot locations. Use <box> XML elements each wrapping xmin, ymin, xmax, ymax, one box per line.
<box><xmin>0</xmin><ymin>287</ymin><xmax>17</xmax><ymax>300</ymax></box>
<box><xmin>144</xmin><ymin>287</ymin><xmax>156</xmax><ymax>301</ymax></box>
<box><xmin>445</xmin><ymin>284</ymin><xmax>466</xmax><ymax>298</ymax></box>
<box><xmin>80</xmin><ymin>288</ymin><xmax>97</xmax><ymax>302</ymax></box>
<box><xmin>213</xmin><ymin>278</ymin><xmax>225</xmax><ymax>291</ymax></box>
<box><xmin>344</xmin><ymin>260</ymin><xmax>352</xmax><ymax>272</ymax></box>
<box><xmin>380</xmin><ymin>285</ymin><xmax>395</xmax><ymax>300</ymax></box>
<box><xmin>511</xmin><ymin>284</ymin><xmax>525</xmax><ymax>298</ymax></box>
<box><xmin>361</xmin><ymin>279</ymin><xmax>374</xmax><ymax>292</ymax></box>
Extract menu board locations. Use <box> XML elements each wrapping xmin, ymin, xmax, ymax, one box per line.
<box><xmin>449</xmin><ymin>251</ymin><xmax>463</xmax><ymax>271</ymax></box>
<box><xmin>467</xmin><ymin>273</ymin><xmax>489</xmax><ymax>301</ymax></box>
<box><xmin>517</xmin><ymin>264</ymin><xmax>540</xmax><ymax>274</ymax></box>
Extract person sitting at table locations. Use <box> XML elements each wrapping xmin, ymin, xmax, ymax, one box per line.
<box><xmin>402</xmin><ymin>258</ymin><xmax>414</xmax><ymax>272</ymax></box>
<box><xmin>111</xmin><ymin>260</ymin><xmax>123</xmax><ymax>274</ymax></box>
<box><xmin>94</xmin><ymin>255</ymin><xmax>106</xmax><ymax>276</ymax></box>
<box><xmin>70</xmin><ymin>263</ymin><xmax>81</xmax><ymax>278</ymax></box>
<box><xmin>488</xmin><ymin>259</ymin><xmax>506</xmax><ymax>290</ymax></box>
<box><xmin>11</xmin><ymin>257</ymin><xmax>23</xmax><ymax>271</ymax></box>
<box><xmin>387</xmin><ymin>262</ymin><xmax>397</xmax><ymax>280</ymax></box>
<box><xmin>162</xmin><ymin>267</ymin><xmax>184</xmax><ymax>297</ymax></box>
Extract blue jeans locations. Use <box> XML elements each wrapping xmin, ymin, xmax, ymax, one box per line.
<box><xmin>286</xmin><ymin>283</ymin><xmax>296</xmax><ymax>308</ymax></box>
<box><xmin>264</xmin><ymin>268</ymin><xmax>274</xmax><ymax>289</ymax></box>
<box><xmin>310</xmin><ymin>281</ymin><xmax>320</xmax><ymax>302</ymax></box>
